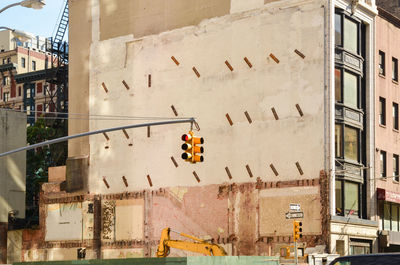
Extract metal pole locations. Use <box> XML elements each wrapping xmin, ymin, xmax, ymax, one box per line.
<box><xmin>0</xmin><ymin>2</ymin><xmax>23</xmax><ymax>14</ymax></box>
<box><xmin>295</xmin><ymin>239</ymin><xmax>298</xmax><ymax>265</ymax></box>
<box><xmin>0</xmin><ymin>118</ymin><xmax>195</xmax><ymax>158</ymax></box>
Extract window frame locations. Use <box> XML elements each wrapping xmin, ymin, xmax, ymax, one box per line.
<box><xmin>335</xmin><ymin>68</ymin><xmax>361</xmax><ymax>109</ymax></box>
<box><xmin>334</xmin><ymin>11</ymin><xmax>361</xmax><ymax>56</ymax></box>
<box><xmin>382</xmin><ymin>201</ymin><xmax>400</xmax><ymax>231</ymax></box>
<box><xmin>394</xmin><ymin>154</ymin><xmax>399</xmax><ymax>182</ymax></box>
<box><xmin>394</xmin><ymin>102</ymin><xmax>399</xmax><ymax>130</ymax></box>
<box><xmin>379</xmin><ymin>50</ymin><xmax>385</xmax><ymax>76</ymax></box>
<box><xmin>393</xmin><ymin>57</ymin><xmax>399</xmax><ymax>82</ymax></box>
<box><xmin>335</xmin><ymin>179</ymin><xmax>361</xmax><ymax>217</ymax></box>
<box><xmin>380</xmin><ymin>97</ymin><xmax>386</xmax><ymax>126</ymax></box>
<box><xmin>335</xmin><ymin>124</ymin><xmax>361</xmax><ymax>163</ymax></box>
<box><xmin>381</xmin><ymin>150</ymin><xmax>387</xmax><ymax>179</ymax></box>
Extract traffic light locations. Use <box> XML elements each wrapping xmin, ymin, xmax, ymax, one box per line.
<box><xmin>293</xmin><ymin>220</ymin><xmax>303</xmax><ymax>241</ymax></box>
<box><xmin>181</xmin><ymin>131</ymin><xmax>204</xmax><ymax>163</ymax></box>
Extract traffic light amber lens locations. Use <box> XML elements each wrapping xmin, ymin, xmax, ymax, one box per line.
<box><xmin>299</xmin><ymin>222</ymin><xmax>302</xmax><ymax>226</ymax></box>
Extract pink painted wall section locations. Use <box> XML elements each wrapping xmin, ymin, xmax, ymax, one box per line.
<box><xmin>151</xmin><ymin>185</ymin><xmax>228</xmax><ymax>244</ymax></box>
<box><xmin>375</xmin><ymin>15</ymin><xmax>400</xmax><ymax>194</ymax></box>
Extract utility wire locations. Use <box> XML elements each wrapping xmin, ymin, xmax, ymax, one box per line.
<box><xmin>2</xmin><ymin>108</ymin><xmax>193</xmax><ymax>121</ymax></box>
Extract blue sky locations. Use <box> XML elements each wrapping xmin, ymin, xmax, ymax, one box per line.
<box><xmin>0</xmin><ymin>0</ymin><xmax>67</xmax><ymax>39</ymax></box>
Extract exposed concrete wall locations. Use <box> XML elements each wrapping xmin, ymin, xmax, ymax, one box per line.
<box><xmin>65</xmin><ymin>0</ymin><xmax>330</xmax><ymax>260</ymax></box>
<box><xmin>0</xmin><ymin>110</ymin><xmax>26</xmax><ymax>222</ymax></box>
<box><xmin>88</xmin><ymin>0</ymin><xmax>326</xmax><ymax>193</ymax></box>
<box><xmin>68</xmin><ymin>0</ymin><xmax>91</xmax><ymax>158</ymax></box>
<box><xmin>99</xmin><ymin>0</ymin><xmax>231</xmax><ymax>40</ymax></box>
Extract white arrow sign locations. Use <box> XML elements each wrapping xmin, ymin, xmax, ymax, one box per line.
<box><xmin>290</xmin><ymin>203</ymin><xmax>301</xmax><ymax>212</ymax></box>
<box><xmin>285</xmin><ymin>211</ymin><xmax>304</xmax><ymax>219</ymax></box>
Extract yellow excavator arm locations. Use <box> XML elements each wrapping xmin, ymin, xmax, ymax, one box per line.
<box><xmin>156</xmin><ymin>227</ymin><xmax>227</xmax><ymax>257</ymax></box>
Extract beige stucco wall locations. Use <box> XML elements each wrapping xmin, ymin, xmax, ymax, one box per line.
<box><xmin>0</xmin><ymin>110</ymin><xmax>26</xmax><ymax>222</ymax></box>
<box><xmin>87</xmin><ymin>0</ymin><xmax>325</xmax><ymax>193</ymax></box>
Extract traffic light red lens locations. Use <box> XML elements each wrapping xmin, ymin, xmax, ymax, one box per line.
<box><xmin>182</xmin><ymin>134</ymin><xmax>189</xmax><ymax>141</ymax></box>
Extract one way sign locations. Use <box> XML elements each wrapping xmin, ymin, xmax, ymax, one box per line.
<box><xmin>285</xmin><ymin>211</ymin><xmax>304</xmax><ymax>219</ymax></box>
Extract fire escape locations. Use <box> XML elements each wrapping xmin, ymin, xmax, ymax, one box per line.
<box><xmin>15</xmin><ymin>0</ymin><xmax>69</xmax><ymax>125</ymax></box>
<box><xmin>44</xmin><ymin>0</ymin><xmax>68</xmax><ymax>116</ymax></box>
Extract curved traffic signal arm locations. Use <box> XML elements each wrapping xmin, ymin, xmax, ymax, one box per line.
<box><xmin>293</xmin><ymin>220</ymin><xmax>303</xmax><ymax>242</ymax></box>
<box><xmin>181</xmin><ymin>131</ymin><xmax>204</xmax><ymax>163</ymax></box>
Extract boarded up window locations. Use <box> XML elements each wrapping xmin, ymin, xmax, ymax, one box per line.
<box><xmin>45</xmin><ymin>203</ymin><xmax>83</xmax><ymax>241</ymax></box>
<box><xmin>37</xmin><ymin>104</ymin><xmax>43</xmax><ymax>116</ymax></box>
<box><xmin>115</xmin><ymin>199</ymin><xmax>144</xmax><ymax>240</ymax></box>
<box><xmin>37</xmin><ymin>82</ymin><xmax>43</xmax><ymax>94</ymax></box>
<box><xmin>10</xmin><ymin>82</ymin><xmax>16</xmax><ymax>98</ymax></box>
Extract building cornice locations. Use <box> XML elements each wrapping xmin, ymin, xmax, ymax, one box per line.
<box><xmin>378</xmin><ymin>7</ymin><xmax>400</xmax><ymax>29</ymax></box>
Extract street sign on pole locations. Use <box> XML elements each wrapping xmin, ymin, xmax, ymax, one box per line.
<box><xmin>285</xmin><ymin>211</ymin><xmax>304</xmax><ymax>219</ymax></box>
<box><xmin>290</xmin><ymin>203</ymin><xmax>301</xmax><ymax>212</ymax></box>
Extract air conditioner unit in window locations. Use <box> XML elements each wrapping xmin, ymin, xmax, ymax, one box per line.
<box><xmin>379</xmin><ymin>67</ymin><xmax>384</xmax><ymax>75</ymax></box>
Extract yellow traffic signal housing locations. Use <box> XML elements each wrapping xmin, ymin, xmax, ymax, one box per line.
<box><xmin>181</xmin><ymin>131</ymin><xmax>204</xmax><ymax>163</ymax></box>
<box><xmin>293</xmin><ymin>220</ymin><xmax>303</xmax><ymax>242</ymax></box>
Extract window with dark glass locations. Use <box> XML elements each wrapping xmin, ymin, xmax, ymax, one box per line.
<box><xmin>394</xmin><ymin>154</ymin><xmax>399</xmax><ymax>182</ymax></box>
<box><xmin>32</xmin><ymin>60</ymin><xmax>36</xmax><ymax>71</ymax></box>
<box><xmin>380</xmin><ymin>97</ymin><xmax>386</xmax><ymax>126</ymax></box>
<box><xmin>394</xmin><ymin>102</ymin><xmax>399</xmax><ymax>130</ymax></box>
<box><xmin>393</xmin><ymin>57</ymin><xmax>399</xmax><ymax>82</ymax></box>
<box><xmin>379</xmin><ymin>51</ymin><xmax>385</xmax><ymax>76</ymax></box>
<box><xmin>381</xmin><ymin>150</ymin><xmax>387</xmax><ymax>179</ymax></box>
<box><xmin>21</xmin><ymin>57</ymin><xmax>25</xmax><ymax>68</ymax></box>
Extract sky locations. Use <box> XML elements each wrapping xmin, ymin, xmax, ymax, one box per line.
<box><xmin>0</xmin><ymin>0</ymin><xmax>67</xmax><ymax>39</ymax></box>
